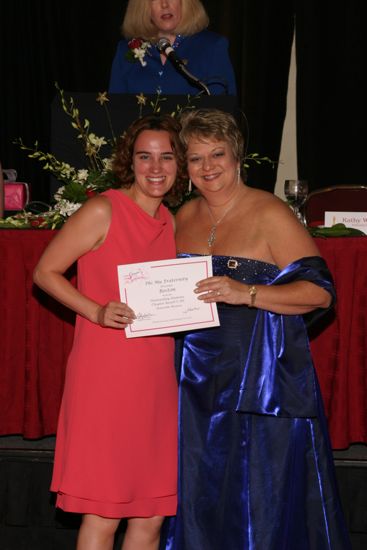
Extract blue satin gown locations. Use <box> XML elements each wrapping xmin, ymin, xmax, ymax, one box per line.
<box><xmin>161</xmin><ymin>255</ymin><xmax>351</xmax><ymax>550</ymax></box>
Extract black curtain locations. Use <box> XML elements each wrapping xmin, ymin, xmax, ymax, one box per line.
<box><xmin>296</xmin><ymin>0</ymin><xmax>367</xmax><ymax>190</ymax></box>
<box><xmin>0</xmin><ymin>0</ymin><xmax>123</xmax><ymax>203</ymax></box>
<box><xmin>0</xmin><ymin>0</ymin><xmax>365</xmax><ymax>202</ymax></box>
<box><xmin>216</xmin><ymin>0</ymin><xmax>295</xmax><ymax>191</ymax></box>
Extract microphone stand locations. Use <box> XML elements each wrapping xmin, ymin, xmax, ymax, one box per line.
<box><xmin>176</xmin><ymin>65</ymin><xmax>210</xmax><ymax>96</ymax></box>
<box><xmin>157</xmin><ymin>38</ymin><xmax>211</xmax><ymax>95</ymax></box>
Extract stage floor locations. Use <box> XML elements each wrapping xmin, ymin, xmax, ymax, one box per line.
<box><xmin>1</xmin><ymin>437</ymin><xmax>366</xmax><ymax>549</ymax></box>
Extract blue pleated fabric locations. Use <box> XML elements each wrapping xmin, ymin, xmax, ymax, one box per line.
<box><xmin>160</xmin><ymin>255</ymin><xmax>351</xmax><ymax>550</ymax></box>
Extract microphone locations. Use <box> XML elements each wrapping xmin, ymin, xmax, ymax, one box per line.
<box><xmin>157</xmin><ymin>37</ymin><xmax>210</xmax><ymax>95</ymax></box>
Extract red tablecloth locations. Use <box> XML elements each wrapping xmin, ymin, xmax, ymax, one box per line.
<box><xmin>0</xmin><ymin>230</ymin><xmax>366</xmax><ymax>448</ymax></box>
<box><xmin>310</xmin><ymin>237</ymin><xmax>367</xmax><ymax>449</ymax></box>
<box><xmin>0</xmin><ymin>230</ymin><xmax>75</xmax><ymax>438</ymax></box>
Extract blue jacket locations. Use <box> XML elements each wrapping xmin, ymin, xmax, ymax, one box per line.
<box><xmin>108</xmin><ymin>30</ymin><xmax>237</xmax><ymax>96</ymax></box>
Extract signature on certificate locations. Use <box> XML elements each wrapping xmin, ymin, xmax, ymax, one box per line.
<box><xmin>136</xmin><ymin>312</ymin><xmax>154</xmax><ymax>321</ymax></box>
<box><xmin>124</xmin><ymin>268</ymin><xmax>147</xmax><ymax>284</ymax></box>
<box><xmin>183</xmin><ymin>306</ymin><xmax>200</xmax><ymax>314</ymax></box>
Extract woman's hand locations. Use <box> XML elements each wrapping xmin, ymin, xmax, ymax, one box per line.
<box><xmin>97</xmin><ymin>301</ymin><xmax>136</xmax><ymax>329</ymax></box>
<box><xmin>194</xmin><ymin>276</ymin><xmax>247</xmax><ymax>305</ymax></box>
<box><xmin>194</xmin><ymin>275</ymin><xmax>331</xmax><ymax>314</ymax></box>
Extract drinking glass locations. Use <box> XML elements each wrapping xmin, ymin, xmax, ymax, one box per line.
<box><xmin>284</xmin><ymin>180</ymin><xmax>308</xmax><ymax>225</ymax></box>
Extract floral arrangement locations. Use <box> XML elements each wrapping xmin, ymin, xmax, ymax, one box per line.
<box><xmin>0</xmin><ymin>86</ymin><xmax>120</xmax><ymax>228</ymax></box>
<box><xmin>0</xmin><ymin>86</ymin><xmax>191</xmax><ymax>228</ymax></box>
<box><xmin>0</xmin><ymin>83</ymin><xmax>274</xmax><ymax>229</ymax></box>
<box><xmin>125</xmin><ymin>38</ymin><xmax>152</xmax><ymax>66</ymax></box>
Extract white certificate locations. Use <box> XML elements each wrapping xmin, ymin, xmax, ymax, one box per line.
<box><xmin>117</xmin><ymin>256</ymin><xmax>220</xmax><ymax>338</ymax></box>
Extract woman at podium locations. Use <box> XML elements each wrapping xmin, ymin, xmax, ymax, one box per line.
<box><xmin>109</xmin><ymin>0</ymin><xmax>237</xmax><ymax>96</ymax></box>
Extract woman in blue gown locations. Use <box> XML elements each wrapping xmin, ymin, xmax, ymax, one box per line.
<box><xmin>108</xmin><ymin>0</ymin><xmax>237</xmax><ymax>96</ymax></box>
<box><xmin>160</xmin><ymin>108</ymin><xmax>351</xmax><ymax>549</ymax></box>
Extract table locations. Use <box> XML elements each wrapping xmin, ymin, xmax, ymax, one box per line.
<box><xmin>0</xmin><ymin>230</ymin><xmax>75</xmax><ymax>438</ymax></box>
<box><xmin>310</xmin><ymin>237</ymin><xmax>367</xmax><ymax>449</ymax></box>
<box><xmin>0</xmin><ymin>230</ymin><xmax>366</xmax><ymax>448</ymax></box>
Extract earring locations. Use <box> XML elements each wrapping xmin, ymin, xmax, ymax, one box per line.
<box><xmin>188</xmin><ymin>178</ymin><xmax>192</xmax><ymax>194</ymax></box>
<box><xmin>237</xmin><ymin>167</ymin><xmax>241</xmax><ymax>184</ymax></box>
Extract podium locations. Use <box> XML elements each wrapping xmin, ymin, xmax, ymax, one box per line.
<box><xmin>50</xmin><ymin>92</ymin><xmax>240</xmax><ymax>197</ymax></box>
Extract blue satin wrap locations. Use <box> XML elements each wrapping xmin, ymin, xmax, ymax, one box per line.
<box><xmin>160</xmin><ymin>255</ymin><xmax>351</xmax><ymax>550</ymax></box>
<box><xmin>236</xmin><ymin>256</ymin><xmax>336</xmax><ymax>418</ymax></box>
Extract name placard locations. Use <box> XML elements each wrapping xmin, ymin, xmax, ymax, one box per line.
<box><xmin>324</xmin><ymin>212</ymin><xmax>367</xmax><ymax>235</ymax></box>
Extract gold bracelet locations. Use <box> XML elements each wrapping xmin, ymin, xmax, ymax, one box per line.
<box><xmin>248</xmin><ymin>285</ymin><xmax>257</xmax><ymax>308</ymax></box>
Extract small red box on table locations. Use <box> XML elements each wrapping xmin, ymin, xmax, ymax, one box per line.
<box><xmin>4</xmin><ymin>182</ymin><xmax>30</xmax><ymax>211</ymax></box>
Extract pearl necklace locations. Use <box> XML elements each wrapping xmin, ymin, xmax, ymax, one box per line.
<box><xmin>204</xmin><ymin>196</ymin><xmax>238</xmax><ymax>248</ymax></box>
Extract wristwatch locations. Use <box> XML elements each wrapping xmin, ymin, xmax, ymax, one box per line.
<box><xmin>248</xmin><ymin>285</ymin><xmax>257</xmax><ymax>308</ymax></box>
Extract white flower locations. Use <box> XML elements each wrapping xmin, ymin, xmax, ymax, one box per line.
<box><xmin>77</xmin><ymin>169</ymin><xmax>89</xmax><ymax>182</ymax></box>
<box><xmin>131</xmin><ymin>41</ymin><xmax>151</xmax><ymax>67</ymax></box>
<box><xmin>59</xmin><ymin>162</ymin><xmax>75</xmax><ymax>178</ymax></box>
<box><xmin>88</xmin><ymin>133</ymin><xmax>107</xmax><ymax>149</ymax></box>
<box><xmin>133</xmin><ymin>48</ymin><xmax>147</xmax><ymax>67</ymax></box>
<box><xmin>54</xmin><ymin>185</ymin><xmax>65</xmax><ymax>201</ymax></box>
<box><xmin>102</xmin><ymin>157</ymin><xmax>113</xmax><ymax>170</ymax></box>
<box><xmin>55</xmin><ymin>199</ymin><xmax>82</xmax><ymax>217</ymax></box>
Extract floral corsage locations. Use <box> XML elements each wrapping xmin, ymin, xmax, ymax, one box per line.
<box><xmin>125</xmin><ymin>38</ymin><xmax>151</xmax><ymax>67</ymax></box>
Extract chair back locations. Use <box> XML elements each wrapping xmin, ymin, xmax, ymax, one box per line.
<box><xmin>304</xmin><ymin>185</ymin><xmax>367</xmax><ymax>226</ymax></box>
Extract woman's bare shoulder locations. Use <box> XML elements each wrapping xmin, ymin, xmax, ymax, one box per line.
<box><xmin>83</xmin><ymin>194</ymin><xmax>112</xmax><ymax>216</ymax></box>
<box><xmin>70</xmin><ymin>194</ymin><xmax>112</xmax><ymax>223</ymax></box>
<box><xmin>246</xmin><ymin>187</ymin><xmax>320</xmax><ymax>266</ymax></box>
<box><xmin>175</xmin><ymin>196</ymin><xmax>201</xmax><ymax>222</ymax></box>
<box><xmin>247</xmin><ymin>186</ymin><xmax>284</xmax><ymax>205</ymax></box>
<box><xmin>246</xmin><ymin>187</ymin><xmax>293</xmax><ymax>220</ymax></box>
<box><xmin>55</xmin><ymin>194</ymin><xmax>112</xmax><ymax>242</ymax></box>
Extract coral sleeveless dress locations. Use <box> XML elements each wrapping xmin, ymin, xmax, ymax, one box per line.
<box><xmin>51</xmin><ymin>189</ymin><xmax>178</xmax><ymax>518</ymax></box>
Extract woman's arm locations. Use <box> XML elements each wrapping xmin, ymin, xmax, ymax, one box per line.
<box><xmin>195</xmin><ymin>32</ymin><xmax>237</xmax><ymax>95</ymax></box>
<box><xmin>33</xmin><ymin>196</ymin><xmax>135</xmax><ymax>328</ymax></box>
<box><xmin>194</xmin><ymin>277</ymin><xmax>331</xmax><ymax>315</ymax></box>
<box><xmin>195</xmin><ymin>199</ymin><xmax>332</xmax><ymax>314</ymax></box>
<box><xmin>211</xmin><ymin>35</ymin><xmax>237</xmax><ymax>95</ymax></box>
<box><xmin>108</xmin><ymin>41</ymin><xmax>129</xmax><ymax>93</ymax></box>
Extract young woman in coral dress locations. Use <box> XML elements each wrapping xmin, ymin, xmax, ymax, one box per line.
<box><xmin>33</xmin><ymin>114</ymin><xmax>186</xmax><ymax>550</ymax></box>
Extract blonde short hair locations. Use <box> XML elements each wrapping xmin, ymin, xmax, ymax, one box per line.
<box><xmin>121</xmin><ymin>0</ymin><xmax>209</xmax><ymax>41</ymax></box>
<box><xmin>179</xmin><ymin>108</ymin><xmax>245</xmax><ymax>165</ymax></box>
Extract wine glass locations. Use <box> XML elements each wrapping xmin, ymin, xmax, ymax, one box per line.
<box><xmin>284</xmin><ymin>180</ymin><xmax>309</xmax><ymax>225</ymax></box>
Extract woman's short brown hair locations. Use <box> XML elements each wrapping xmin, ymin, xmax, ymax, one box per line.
<box><xmin>179</xmin><ymin>108</ymin><xmax>245</xmax><ymax>168</ymax></box>
<box><xmin>122</xmin><ymin>0</ymin><xmax>209</xmax><ymax>41</ymax></box>
<box><xmin>112</xmin><ymin>114</ymin><xmax>187</xmax><ymax>207</ymax></box>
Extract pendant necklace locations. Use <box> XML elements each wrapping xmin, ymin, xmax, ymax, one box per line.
<box><xmin>204</xmin><ymin>196</ymin><xmax>238</xmax><ymax>248</ymax></box>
